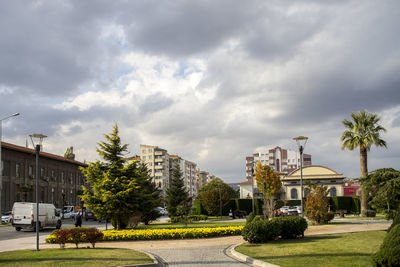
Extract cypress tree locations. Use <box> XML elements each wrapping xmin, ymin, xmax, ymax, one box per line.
<box><xmin>166</xmin><ymin>164</ymin><xmax>188</xmax><ymax>217</ymax></box>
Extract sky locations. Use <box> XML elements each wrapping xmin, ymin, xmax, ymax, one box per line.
<box><xmin>1</xmin><ymin>0</ymin><xmax>399</xmax><ymax>183</ymax></box>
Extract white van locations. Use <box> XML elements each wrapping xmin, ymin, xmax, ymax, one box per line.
<box><xmin>12</xmin><ymin>202</ymin><xmax>62</xmax><ymax>231</ymax></box>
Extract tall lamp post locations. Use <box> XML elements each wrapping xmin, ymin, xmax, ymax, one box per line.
<box><xmin>29</xmin><ymin>134</ymin><xmax>47</xmax><ymax>251</ymax></box>
<box><xmin>251</xmin><ymin>167</ymin><xmax>255</xmax><ymax>214</ymax></box>
<box><xmin>0</xmin><ymin>112</ymin><xmax>20</xmax><ymax>214</ymax></box>
<box><xmin>293</xmin><ymin>136</ymin><xmax>308</xmax><ymax>218</ymax></box>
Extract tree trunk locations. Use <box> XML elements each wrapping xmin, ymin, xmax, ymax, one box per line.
<box><xmin>360</xmin><ymin>147</ymin><xmax>368</xmax><ymax>216</ymax></box>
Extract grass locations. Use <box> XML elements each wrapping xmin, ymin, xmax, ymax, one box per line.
<box><xmin>236</xmin><ymin>231</ymin><xmax>386</xmax><ymax>267</ymax></box>
<box><xmin>337</xmin><ymin>214</ymin><xmax>387</xmax><ymax>220</ymax></box>
<box><xmin>135</xmin><ymin>220</ymin><xmax>245</xmax><ymax>229</ymax></box>
<box><xmin>0</xmin><ymin>248</ymin><xmax>153</xmax><ymax>267</ymax></box>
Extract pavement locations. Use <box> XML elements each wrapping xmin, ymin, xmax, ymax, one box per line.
<box><xmin>0</xmin><ymin>218</ymin><xmax>392</xmax><ymax>267</ymax></box>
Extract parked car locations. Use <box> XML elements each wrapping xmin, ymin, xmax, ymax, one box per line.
<box><xmin>156</xmin><ymin>207</ymin><xmax>167</xmax><ymax>216</ymax></box>
<box><xmin>12</xmin><ymin>202</ymin><xmax>62</xmax><ymax>231</ymax></box>
<box><xmin>1</xmin><ymin>211</ymin><xmax>12</xmax><ymax>224</ymax></box>
<box><xmin>287</xmin><ymin>206</ymin><xmax>299</xmax><ymax>216</ymax></box>
<box><xmin>296</xmin><ymin>206</ymin><xmax>303</xmax><ymax>214</ymax></box>
<box><xmin>63</xmin><ymin>206</ymin><xmax>79</xmax><ymax>219</ymax></box>
<box><xmin>280</xmin><ymin>206</ymin><xmax>289</xmax><ymax>214</ymax></box>
<box><xmin>84</xmin><ymin>209</ymin><xmax>97</xmax><ymax>221</ymax></box>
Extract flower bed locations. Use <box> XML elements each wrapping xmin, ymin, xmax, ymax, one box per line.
<box><xmin>47</xmin><ymin>226</ymin><xmax>243</xmax><ymax>243</ymax></box>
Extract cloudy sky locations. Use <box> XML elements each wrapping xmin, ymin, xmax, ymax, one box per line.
<box><xmin>1</xmin><ymin>0</ymin><xmax>399</xmax><ymax>183</ymax></box>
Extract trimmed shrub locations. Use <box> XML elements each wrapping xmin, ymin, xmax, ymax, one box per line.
<box><xmin>170</xmin><ymin>215</ymin><xmax>208</xmax><ymax>223</ymax></box>
<box><xmin>365</xmin><ymin>210</ymin><xmax>376</xmax><ymax>217</ymax></box>
<box><xmin>274</xmin><ymin>216</ymin><xmax>308</xmax><ymax>239</ymax></box>
<box><xmin>388</xmin><ymin>210</ymin><xmax>400</xmax><ymax>232</ymax></box>
<box><xmin>352</xmin><ymin>197</ymin><xmax>360</xmax><ymax>214</ymax></box>
<box><xmin>85</xmin><ymin>228</ymin><xmax>104</xmax><ymax>248</ymax></box>
<box><xmin>324</xmin><ymin>211</ymin><xmax>335</xmax><ymax>223</ymax></box>
<box><xmin>372</xmin><ymin>224</ymin><xmax>400</xmax><ymax>266</ymax></box>
<box><xmin>54</xmin><ymin>229</ymin><xmax>69</xmax><ymax>248</ymax></box>
<box><xmin>242</xmin><ymin>219</ymin><xmax>281</xmax><ymax>243</ymax></box>
<box><xmin>246</xmin><ymin>212</ymin><xmax>256</xmax><ymax>225</ymax></box>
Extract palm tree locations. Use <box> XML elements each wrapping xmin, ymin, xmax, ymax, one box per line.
<box><xmin>340</xmin><ymin>110</ymin><xmax>387</xmax><ymax>216</ymax></box>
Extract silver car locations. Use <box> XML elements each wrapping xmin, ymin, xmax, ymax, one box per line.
<box><xmin>1</xmin><ymin>211</ymin><xmax>12</xmax><ymax>224</ymax></box>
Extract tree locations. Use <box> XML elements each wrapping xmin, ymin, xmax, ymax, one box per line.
<box><xmin>304</xmin><ymin>182</ymin><xmax>333</xmax><ymax>224</ymax></box>
<box><xmin>64</xmin><ymin>146</ymin><xmax>75</xmax><ymax>160</ymax></box>
<box><xmin>254</xmin><ymin>162</ymin><xmax>282</xmax><ymax>219</ymax></box>
<box><xmin>135</xmin><ymin>162</ymin><xmax>162</xmax><ymax>225</ymax></box>
<box><xmin>80</xmin><ymin>124</ymin><xmax>139</xmax><ymax>230</ymax></box>
<box><xmin>166</xmin><ymin>164</ymin><xmax>188</xmax><ymax>217</ymax></box>
<box><xmin>340</xmin><ymin>110</ymin><xmax>387</xmax><ymax>216</ymax></box>
<box><xmin>19</xmin><ymin>185</ymin><xmax>33</xmax><ymax>202</ymax></box>
<box><xmin>198</xmin><ymin>178</ymin><xmax>237</xmax><ymax>216</ymax></box>
<box><xmin>361</xmin><ymin>168</ymin><xmax>400</xmax><ymax>219</ymax></box>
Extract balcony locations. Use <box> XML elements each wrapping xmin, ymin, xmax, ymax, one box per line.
<box><xmin>155</xmin><ymin>158</ymin><xmax>163</xmax><ymax>163</ymax></box>
<box><xmin>155</xmin><ymin>151</ymin><xmax>163</xmax><ymax>156</ymax></box>
<box><xmin>155</xmin><ymin>165</ymin><xmax>163</xmax><ymax>170</ymax></box>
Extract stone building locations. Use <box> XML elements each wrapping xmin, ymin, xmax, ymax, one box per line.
<box><xmin>1</xmin><ymin>142</ymin><xmax>87</xmax><ymax>212</ymax></box>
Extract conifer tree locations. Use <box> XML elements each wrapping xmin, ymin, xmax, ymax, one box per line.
<box><xmin>166</xmin><ymin>164</ymin><xmax>188</xmax><ymax>217</ymax></box>
<box><xmin>80</xmin><ymin>124</ymin><xmax>139</xmax><ymax>230</ymax></box>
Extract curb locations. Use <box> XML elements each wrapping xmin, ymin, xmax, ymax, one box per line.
<box><xmin>229</xmin><ymin>244</ymin><xmax>280</xmax><ymax>267</ymax></box>
<box><xmin>119</xmin><ymin>251</ymin><xmax>163</xmax><ymax>267</ymax></box>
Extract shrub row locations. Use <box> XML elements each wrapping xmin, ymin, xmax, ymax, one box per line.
<box><xmin>372</xmin><ymin>224</ymin><xmax>400</xmax><ymax>266</ymax></box>
<box><xmin>46</xmin><ymin>227</ymin><xmax>103</xmax><ymax>248</ymax></box>
<box><xmin>169</xmin><ymin>215</ymin><xmax>208</xmax><ymax>223</ymax></box>
<box><xmin>102</xmin><ymin>226</ymin><xmax>244</xmax><ymax>241</ymax></box>
<box><xmin>242</xmin><ymin>216</ymin><xmax>308</xmax><ymax>243</ymax></box>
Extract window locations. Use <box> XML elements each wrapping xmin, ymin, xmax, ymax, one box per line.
<box><xmin>330</xmin><ymin>187</ymin><xmax>337</xmax><ymax>197</ymax></box>
<box><xmin>40</xmin><ymin>167</ymin><xmax>44</xmax><ymax>178</ymax></box>
<box><xmin>149</xmin><ymin>155</ymin><xmax>152</xmax><ymax>160</ymax></box>
<box><xmin>142</xmin><ymin>156</ymin><xmax>146</xmax><ymax>160</ymax></box>
<box><xmin>16</xmin><ymin>163</ymin><xmax>21</xmax><ymax>178</ymax></box>
<box><xmin>148</xmin><ymin>148</ymin><xmax>152</xmax><ymax>152</ymax></box>
<box><xmin>142</xmin><ymin>150</ymin><xmax>146</xmax><ymax>154</ymax></box>
<box><xmin>28</xmin><ymin>165</ymin><xmax>33</xmax><ymax>177</ymax></box>
<box><xmin>291</xmin><ymin>188</ymin><xmax>298</xmax><ymax>200</ymax></box>
<box><xmin>70</xmin><ymin>173</ymin><xmax>73</xmax><ymax>184</ymax></box>
<box><xmin>61</xmin><ymin>171</ymin><xmax>65</xmax><ymax>184</ymax></box>
<box><xmin>149</xmin><ymin>162</ymin><xmax>153</xmax><ymax>166</ymax></box>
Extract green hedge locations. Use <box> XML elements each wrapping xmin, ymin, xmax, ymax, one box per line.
<box><xmin>170</xmin><ymin>215</ymin><xmax>208</xmax><ymax>223</ymax></box>
<box><xmin>329</xmin><ymin>196</ymin><xmax>360</xmax><ymax>214</ymax></box>
<box><xmin>242</xmin><ymin>216</ymin><xmax>308</xmax><ymax>243</ymax></box>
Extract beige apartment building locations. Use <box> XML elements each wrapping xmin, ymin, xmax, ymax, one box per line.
<box><xmin>140</xmin><ymin>144</ymin><xmax>170</xmax><ymax>196</ymax></box>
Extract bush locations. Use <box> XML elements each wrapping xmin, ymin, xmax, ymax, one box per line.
<box><xmin>242</xmin><ymin>219</ymin><xmax>281</xmax><ymax>243</ymax></box>
<box><xmin>47</xmin><ymin>227</ymin><xmax>103</xmax><ymax>248</ymax></box>
<box><xmin>365</xmin><ymin>210</ymin><xmax>376</xmax><ymax>217</ymax></box>
<box><xmin>246</xmin><ymin>212</ymin><xmax>256</xmax><ymax>225</ymax></box>
<box><xmin>388</xmin><ymin>210</ymin><xmax>400</xmax><ymax>232</ymax></box>
<box><xmin>372</xmin><ymin>224</ymin><xmax>400</xmax><ymax>266</ymax></box>
<box><xmin>324</xmin><ymin>211</ymin><xmax>335</xmax><ymax>223</ymax></box>
<box><xmin>275</xmin><ymin>216</ymin><xmax>308</xmax><ymax>239</ymax></box>
<box><xmin>170</xmin><ymin>215</ymin><xmax>208</xmax><ymax>223</ymax></box>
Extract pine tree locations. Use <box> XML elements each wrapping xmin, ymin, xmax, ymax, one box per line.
<box><xmin>80</xmin><ymin>124</ymin><xmax>139</xmax><ymax>230</ymax></box>
<box><xmin>135</xmin><ymin>162</ymin><xmax>162</xmax><ymax>225</ymax></box>
<box><xmin>166</xmin><ymin>164</ymin><xmax>188</xmax><ymax>217</ymax></box>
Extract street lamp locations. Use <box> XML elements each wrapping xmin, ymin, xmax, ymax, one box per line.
<box><xmin>0</xmin><ymin>112</ymin><xmax>20</xmax><ymax>214</ymax></box>
<box><xmin>251</xmin><ymin>167</ymin><xmax>255</xmax><ymax>214</ymax></box>
<box><xmin>29</xmin><ymin>133</ymin><xmax>47</xmax><ymax>251</ymax></box>
<box><xmin>293</xmin><ymin>136</ymin><xmax>308</xmax><ymax>218</ymax></box>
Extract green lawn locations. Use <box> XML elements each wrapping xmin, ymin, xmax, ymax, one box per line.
<box><xmin>337</xmin><ymin>214</ymin><xmax>387</xmax><ymax>220</ymax></box>
<box><xmin>236</xmin><ymin>231</ymin><xmax>386</xmax><ymax>267</ymax></box>
<box><xmin>0</xmin><ymin>248</ymin><xmax>153</xmax><ymax>267</ymax></box>
<box><xmin>136</xmin><ymin>220</ymin><xmax>245</xmax><ymax>229</ymax></box>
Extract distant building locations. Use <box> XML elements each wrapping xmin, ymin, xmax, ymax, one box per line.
<box><xmin>196</xmin><ymin>170</ymin><xmax>217</xmax><ymax>190</ymax></box>
<box><xmin>169</xmin><ymin>155</ymin><xmax>197</xmax><ymax>197</ymax></box>
<box><xmin>343</xmin><ymin>181</ymin><xmax>361</xmax><ymax>196</ymax></box>
<box><xmin>140</xmin><ymin>144</ymin><xmax>170</xmax><ymax>196</ymax></box>
<box><xmin>1</xmin><ymin>141</ymin><xmax>87</xmax><ymax>212</ymax></box>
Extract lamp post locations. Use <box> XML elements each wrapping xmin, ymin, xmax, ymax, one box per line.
<box><xmin>251</xmin><ymin>167</ymin><xmax>255</xmax><ymax>214</ymax></box>
<box><xmin>293</xmin><ymin>136</ymin><xmax>308</xmax><ymax>218</ymax></box>
<box><xmin>0</xmin><ymin>112</ymin><xmax>20</xmax><ymax>214</ymax></box>
<box><xmin>29</xmin><ymin>133</ymin><xmax>47</xmax><ymax>251</ymax></box>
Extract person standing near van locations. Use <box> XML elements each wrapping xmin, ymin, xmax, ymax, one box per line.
<box><xmin>74</xmin><ymin>211</ymin><xmax>82</xmax><ymax>227</ymax></box>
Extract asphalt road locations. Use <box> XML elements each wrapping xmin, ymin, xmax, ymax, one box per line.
<box><xmin>0</xmin><ymin>219</ymin><xmax>107</xmax><ymax>242</ymax></box>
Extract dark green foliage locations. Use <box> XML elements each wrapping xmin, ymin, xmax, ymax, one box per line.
<box><xmin>372</xmin><ymin>224</ymin><xmax>400</xmax><ymax>266</ymax></box>
<box><xmin>111</xmin><ymin>218</ymin><xmax>127</xmax><ymax>230</ymax></box>
<box><xmin>330</xmin><ymin>197</ymin><xmax>353</xmax><ymax>213</ymax></box>
<box><xmin>324</xmin><ymin>211</ymin><xmax>335</xmax><ymax>223</ymax></box>
<box><xmin>362</xmin><ymin>168</ymin><xmax>400</xmax><ymax>218</ymax></box>
<box><xmin>166</xmin><ymin>164</ymin><xmax>188</xmax><ymax>217</ymax></box>
<box><xmin>198</xmin><ymin>178</ymin><xmax>237</xmax><ymax>216</ymax></box>
<box><xmin>242</xmin><ymin>216</ymin><xmax>308</xmax><ymax>243</ymax></box>
<box><xmin>242</xmin><ymin>219</ymin><xmax>281</xmax><ymax>243</ymax></box>
<box><xmin>365</xmin><ymin>210</ymin><xmax>376</xmax><ymax>217</ymax></box>
<box><xmin>191</xmin><ymin>200</ymin><xmax>203</xmax><ymax>215</ymax></box>
<box><xmin>170</xmin><ymin>215</ymin><xmax>208</xmax><ymax>223</ymax></box>
<box><xmin>246</xmin><ymin>212</ymin><xmax>256</xmax><ymax>224</ymax></box>
<box><xmin>388</xmin><ymin>210</ymin><xmax>400</xmax><ymax>232</ymax></box>
<box><xmin>352</xmin><ymin>197</ymin><xmax>361</xmax><ymax>214</ymax></box>
<box><xmin>286</xmin><ymin>200</ymin><xmax>302</xmax><ymax>207</ymax></box>
<box><xmin>274</xmin><ymin>216</ymin><xmax>308</xmax><ymax>239</ymax></box>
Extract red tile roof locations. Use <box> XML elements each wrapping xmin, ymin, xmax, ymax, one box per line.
<box><xmin>1</xmin><ymin>141</ymin><xmax>87</xmax><ymax>166</ymax></box>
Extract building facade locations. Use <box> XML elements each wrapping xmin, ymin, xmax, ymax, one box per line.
<box><xmin>1</xmin><ymin>142</ymin><xmax>87</xmax><ymax>212</ymax></box>
<box><xmin>140</xmin><ymin>144</ymin><xmax>170</xmax><ymax>196</ymax></box>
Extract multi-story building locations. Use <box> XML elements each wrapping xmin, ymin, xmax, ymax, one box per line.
<box><xmin>1</xmin><ymin>141</ymin><xmax>87</xmax><ymax>212</ymax></box>
<box><xmin>169</xmin><ymin>155</ymin><xmax>197</xmax><ymax>197</ymax></box>
<box><xmin>196</xmin><ymin>170</ymin><xmax>218</xmax><ymax>189</ymax></box>
<box><xmin>140</xmin><ymin>145</ymin><xmax>170</xmax><ymax>196</ymax></box>
<box><xmin>248</xmin><ymin>146</ymin><xmax>312</xmax><ymax>177</ymax></box>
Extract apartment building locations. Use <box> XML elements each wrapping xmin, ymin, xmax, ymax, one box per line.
<box><xmin>140</xmin><ymin>145</ymin><xmax>170</xmax><ymax>196</ymax></box>
<box><xmin>247</xmin><ymin>146</ymin><xmax>312</xmax><ymax>176</ymax></box>
<box><xmin>169</xmin><ymin>155</ymin><xmax>197</xmax><ymax>197</ymax></box>
<box><xmin>196</xmin><ymin>170</ymin><xmax>217</xmax><ymax>189</ymax></box>
<box><xmin>1</xmin><ymin>141</ymin><xmax>87</xmax><ymax>212</ymax></box>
